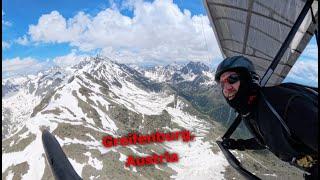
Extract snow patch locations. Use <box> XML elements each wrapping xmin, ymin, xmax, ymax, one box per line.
<box><xmin>119</xmin><ymin>153</ymin><xmax>127</xmax><ymax>162</ymax></box>
<box><xmin>2</xmin><ymin>130</ymin><xmax>46</xmax><ymax>180</ymax></box>
<box><xmin>68</xmin><ymin>158</ymin><xmax>85</xmax><ymax>177</ymax></box>
<box><xmin>5</xmin><ymin>170</ymin><xmax>14</xmax><ymax>180</ymax></box>
<box><xmin>84</xmin><ymin>152</ymin><xmax>103</xmax><ymax>170</ymax></box>
<box><xmin>165</xmin><ymin>137</ymin><xmax>228</xmax><ymax>180</ymax></box>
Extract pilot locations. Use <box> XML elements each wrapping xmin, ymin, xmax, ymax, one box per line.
<box><xmin>215</xmin><ymin>56</ymin><xmax>318</xmax><ymax>179</ymax></box>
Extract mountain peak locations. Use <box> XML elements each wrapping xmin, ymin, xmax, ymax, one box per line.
<box><xmin>181</xmin><ymin>61</ymin><xmax>209</xmax><ymax>75</ymax></box>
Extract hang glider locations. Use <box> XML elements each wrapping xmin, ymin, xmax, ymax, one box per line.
<box><xmin>204</xmin><ymin>0</ymin><xmax>318</xmax><ymax>179</ymax></box>
<box><xmin>204</xmin><ymin>0</ymin><xmax>318</xmax><ymax>86</ymax></box>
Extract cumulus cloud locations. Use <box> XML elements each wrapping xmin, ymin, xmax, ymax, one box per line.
<box><xmin>15</xmin><ymin>35</ymin><xmax>29</xmax><ymax>45</ymax></box>
<box><xmin>53</xmin><ymin>52</ymin><xmax>87</xmax><ymax>67</ymax></box>
<box><xmin>27</xmin><ymin>0</ymin><xmax>221</xmax><ymax>64</ymax></box>
<box><xmin>286</xmin><ymin>59</ymin><xmax>318</xmax><ymax>86</ymax></box>
<box><xmin>29</xmin><ymin>11</ymin><xmax>75</xmax><ymax>43</ymax></box>
<box><xmin>2</xmin><ymin>41</ymin><xmax>10</xmax><ymax>49</ymax></box>
<box><xmin>286</xmin><ymin>41</ymin><xmax>319</xmax><ymax>86</ymax></box>
<box><xmin>2</xmin><ymin>57</ymin><xmax>47</xmax><ymax>77</ymax></box>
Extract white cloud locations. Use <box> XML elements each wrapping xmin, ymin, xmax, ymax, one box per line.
<box><xmin>28</xmin><ymin>11</ymin><xmax>72</xmax><ymax>43</ymax></box>
<box><xmin>27</xmin><ymin>0</ymin><xmax>221</xmax><ymax>64</ymax></box>
<box><xmin>53</xmin><ymin>52</ymin><xmax>87</xmax><ymax>67</ymax></box>
<box><xmin>2</xmin><ymin>10</ymin><xmax>11</xmax><ymax>26</ymax></box>
<box><xmin>287</xmin><ymin>59</ymin><xmax>318</xmax><ymax>85</ymax></box>
<box><xmin>15</xmin><ymin>35</ymin><xmax>29</xmax><ymax>45</ymax></box>
<box><xmin>286</xmin><ymin>40</ymin><xmax>318</xmax><ymax>86</ymax></box>
<box><xmin>2</xmin><ymin>41</ymin><xmax>10</xmax><ymax>49</ymax></box>
<box><xmin>2</xmin><ymin>57</ymin><xmax>46</xmax><ymax>76</ymax></box>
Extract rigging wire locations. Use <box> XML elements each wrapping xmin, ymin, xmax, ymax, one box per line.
<box><xmin>199</xmin><ymin>0</ymin><xmax>211</xmax><ymax>65</ymax></box>
<box><xmin>177</xmin><ymin>0</ymin><xmax>211</xmax><ymax>64</ymax></box>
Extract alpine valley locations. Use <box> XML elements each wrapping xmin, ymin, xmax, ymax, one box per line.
<box><xmin>2</xmin><ymin>56</ymin><xmax>304</xmax><ymax>180</ymax></box>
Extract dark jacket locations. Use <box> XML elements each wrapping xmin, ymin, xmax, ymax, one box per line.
<box><xmin>240</xmin><ymin>84</ymin><xmax>318</xmax><ymax>172</ymax></box>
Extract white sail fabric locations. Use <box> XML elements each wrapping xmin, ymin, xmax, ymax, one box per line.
<box><xmin>204</xmin><ymin>0</ymin><xmax>318</xmax><ymax>86</ymax></box>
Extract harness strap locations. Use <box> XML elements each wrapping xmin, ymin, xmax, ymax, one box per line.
<box><xmin>284</xmin><ymin>94</ymin><xmax>302</xmax><ymax>120</ymax></box>
<box><xmin>260</xmin><ymin>91</ymin><xmax>292</xmax><ymax>137</ymax></box>
<box><xmin>305</xmin><ymin>87</ymin><xmax>318</xmax><ymax>97</ymax></box>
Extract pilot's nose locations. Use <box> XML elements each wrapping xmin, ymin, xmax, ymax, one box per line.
<box><xmin>224</xmin><ymin>82</ymin><xmax>233</xmax><ymax>91</ymax></box>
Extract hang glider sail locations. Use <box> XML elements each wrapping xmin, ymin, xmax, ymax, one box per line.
<box><xmin>204</xmin><ymin>0</ymin><xmax>318</xmax><ymax>86</ymax></box>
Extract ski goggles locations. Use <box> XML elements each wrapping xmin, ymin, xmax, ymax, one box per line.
<box><xmin>220</xmin><ymin>74</ymin><xmax>240</xmax><ymax>88</ymax></box>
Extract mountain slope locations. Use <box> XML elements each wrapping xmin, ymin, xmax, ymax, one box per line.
<box><xmin>2</xmin><ymin>67</ymin><xmax>69</xmax><ymax>139</ymax></box>
<box><xmin>2</xmin><ymin>57</ymin><xmax>229</xmax><ymax>179</ymax></box>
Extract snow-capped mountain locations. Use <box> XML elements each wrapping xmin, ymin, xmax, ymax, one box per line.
<box><xmin>2</xmin><ymin>57</ymin><xmax>231</xmax><ymax>179</ymax></box>
<box><xmin>141</xmin><ymin>63</ymin><xmax>182</xmax><ymax>83</ymax></box>
<box><xmin>2</xmin><ymin>57</ymin><xmax>303</xmax><ymax>180</ymax></box>
<box><xmin>180</xmin><ymin>61</ymin><xmax>209</xmax><ymax>75</ymax></box>
<box><xmin>2</xmin><ymin>67</ymin><xmax>70</xmax><ymax>139</ymax></box>
<box><xmin>140</xmin><ymin>61</ymin><xmax>215</xmax><ymax>86</ymax></box>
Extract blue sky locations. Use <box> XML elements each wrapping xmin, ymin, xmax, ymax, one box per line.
<box><xmin>2</xmin><ymin>0</ymin><xmax>207</xmax><ymax>60</ymax></box>
<box><xmin>2</xmin><ymin>0</ymin><xmax>318</xmax><ymax>87</ymax></box>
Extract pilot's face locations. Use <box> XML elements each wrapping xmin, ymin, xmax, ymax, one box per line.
<box><xmin>219</xmin><ymin>71</ymin><xmax>240</xmax><ymax>100</ymax></box>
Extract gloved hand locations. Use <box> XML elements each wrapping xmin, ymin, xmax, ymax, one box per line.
<box><xmin>222</xmin><ymin>138</ymin><xmax>245</xmax><ymax>151</ymax></box>
<box><xmin>303</xmin><ymin>163</ymin><xmax>318</xmax><ymax>180</ymax></box>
